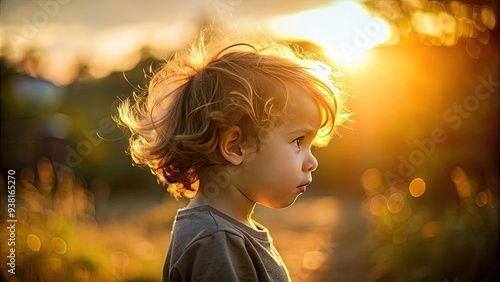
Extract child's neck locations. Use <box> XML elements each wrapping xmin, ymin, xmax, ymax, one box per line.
<box><xmin>187</xmin><ymin>168</ymin><xmax>258</xmax><ymax>230</ymax></box>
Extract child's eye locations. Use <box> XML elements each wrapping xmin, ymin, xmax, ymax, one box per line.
<box><xmin>293</xmin><ymin>137</ymin><xmax>304</xmax><ymax>149</ymax></box>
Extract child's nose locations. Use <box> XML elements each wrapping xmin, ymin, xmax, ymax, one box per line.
<box><xmin>305</xmin><ymin>151</ymin><xmax>318</xmax><ymax>172</ymax></box>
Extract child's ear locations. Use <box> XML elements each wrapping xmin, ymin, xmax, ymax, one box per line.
<box><xmin>219</xmin><ymin>126</ymin><xmax>245</xmax><ymax>165</ymax></box>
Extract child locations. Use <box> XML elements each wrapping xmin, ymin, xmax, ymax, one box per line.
<box><xmin>116</xmin><ymin>30</ymin><xmax>348</xmax><ymax>281</ymax></box>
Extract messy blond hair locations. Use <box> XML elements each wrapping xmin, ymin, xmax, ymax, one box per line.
<box><xmin>116</xmin><ymin>30</ymin><xmax>349</xmax><ymax>198</ymax></box>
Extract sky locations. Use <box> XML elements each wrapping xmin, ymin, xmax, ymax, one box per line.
<box><xmin>1</xmin><ymin>0</ymin><xmax>497</xmax><ymax>85</ymax></box>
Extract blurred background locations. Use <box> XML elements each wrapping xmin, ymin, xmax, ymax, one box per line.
<box><xmin>0</xmin><ymin>0</ymin><xmax>498</xmax><ymax>281</ymax></box>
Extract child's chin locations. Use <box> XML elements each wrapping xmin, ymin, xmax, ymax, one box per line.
<box><xmin>263</xmin><ymin>195</ymin><xmax>302</xmax><ymax>209</ymax></box>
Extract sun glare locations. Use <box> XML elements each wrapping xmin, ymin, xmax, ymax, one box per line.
<box><xmin>266</xmin><ymin>1</ymin><xmax>391</xmax><ymax>68</ymax></box>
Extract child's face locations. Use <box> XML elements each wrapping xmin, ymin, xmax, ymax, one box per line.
<box><xmin>234</xmin><ymin>92</ymin><xmax>321</xmax><ymax>208</ymax></box>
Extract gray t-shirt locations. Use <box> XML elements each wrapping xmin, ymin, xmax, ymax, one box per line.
<box><xmin>163</xmin><ymin>205</ymin><xmax>291</xmax><ymax>281</ymax></box>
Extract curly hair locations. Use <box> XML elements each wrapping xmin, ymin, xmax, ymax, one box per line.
<box><xmin>115</xmin><ymin>30</ymin><xmax>349</xmax><ymax>199</ymax></box>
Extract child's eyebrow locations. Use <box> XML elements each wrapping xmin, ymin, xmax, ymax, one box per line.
<box><xmin>287</xmin><ymin>128</ymin><xmax>316</xmax><ymax>136</ymax></box>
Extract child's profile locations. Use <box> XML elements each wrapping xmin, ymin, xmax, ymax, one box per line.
<box><xmin>115</xmin><ymin>29</ymin><xmax>348</xmax><ymax>281</ymax></box>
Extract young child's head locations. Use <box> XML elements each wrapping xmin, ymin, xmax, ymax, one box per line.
<box><xmin>116</xmin><ymin>30</ymin><xmax>348</xmax><ymax>200</ymax></box>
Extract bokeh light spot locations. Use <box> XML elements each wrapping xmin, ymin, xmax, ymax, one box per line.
<box><xmin>439</xmin><ymin>11</ymin><xmax>457</xmax><ymax>34</ymax></box>
<box><xmin>411</xmin><ymin>12</ymin><xmax>441</xmax><ymax>37</ymax></box>
<box><xmin>481</xmin><ymin>7</ymin><xmax>497</xmax><ymax>30</ymax></box>
<box><xmin>476</xmin><ymin>191</ymin><xmax>488</xmax><ymax>207</ymax></box>
<box><xmin>451</xmin><ymin>167</ymin><xmax>472</xmax><ymax>198</ymax></box>
<box><xmin>448</xmin><ymin>1</ymin><xmax>470</xmax><ymax>18</ymax></box>
<box><xmin>73</xmin><ymin>263</ymin><xmax>91</xmax><ymax>281</ymax></box>
<box><xmin>37</xmin><ymin>157</ymin><xmax>54</xmax><ymax>182</ymax></box>
<box><xmin>422</xmin><ymin>221</ymin><xmax>439</xmax><ymax>238</ymax></box>
<box><xmin>51</xmin><ymin>237</ymin><xmax>67</xmax><ymax>254</ymax></box>
<box><xmin>409</xmin><ymin>178</ymin><xmax>426</xmax><ymax>197</ymax></box>
<box><xmin>370</xmin><ymin>195</ymin><xmax>388</xmax><ymax>216</ymax></box>
<box><xmin>387</xmin><ymin>192</ymin><xmax>405</xmax><ymax>213</ymax></box>
<box><xmin>361</xmin><ymin>168</ymin><xmax>383</xmax><ymax>192</ymax></box>
<box><xmin>27</xmin><ymin>234</ymin><xmax>41</xmax><ymax>251</ymax></box>
<box><xmin>47</xmin><ymin>256</ymin><xmax>63</xmax><ymax>272</ymax></box>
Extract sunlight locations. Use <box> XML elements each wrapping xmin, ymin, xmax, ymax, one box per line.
<box><xmin>87</xmin><ymin>25</ymin><xmax>145</xmax><ymax>79</ymax></box>
<box><xmin>266</xmin><ymin>1</ymin><xmax>391</xmax><ymax>68</ymax></box>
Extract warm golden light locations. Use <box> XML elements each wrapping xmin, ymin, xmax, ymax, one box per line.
<box><xmin>481</xmin><ymin>6</ymin><xmax>497</xmax><ymax>30</ymax></box>
<box><xmin>451</xmin><ymin>167</ymin><xmax>472</xmax><ymax>198</ymax></box>
<box><xmin>387</xmin><ymin>192</ymin><xmax>405</xmax><ymax>213</ymax></box>
<box><xmin>111</xmin><ymin>251</ymin><xmax>130</xmax><ymax>268</ymax></box>
<box><xmin>361</xmin><ymin>168</ymin><xmax>383</xmax><ymax>192</ymax></box>
<box><xmin>370</xmin><ymin>195</ymin><xmax>388</xmax><ymax>216</ymax></box>
<box><xmin>302</xmin><ymin>250</ymin><xmax>329</xmax><ymax>270</ymax></box>
<box><xmin>73</xmin><ymin>264</ymin><xmax>91</xmax><ymax>281</ymax></box>
<box><xmin>409</xmin><ymin>178</ymin><xmax>426</xmax><ymax>197</ymax></box>
<box><xmin>266</xmin><ymin>1</ymin><xmax>391</xmax><ymax>67</ymax></box>
<box><xmin>27</xmin><ymin>234</ymin><xmax>42</xmax><ymax>252</ymax></box>
<box><xmin>47</xmin><ymin>256</ymin><xmax>64</xmax><ymax>272</ymax></box>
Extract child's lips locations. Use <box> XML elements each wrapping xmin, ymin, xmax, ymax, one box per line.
<box><xmin>297</xmin><ymin>182</ymin><xmax>310</xmax><ymax>193</ymax></box>
<box><xmin>297</xmin><ymin>185</ymin><xmax>307</xmax><ymax>193</ymax></box>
